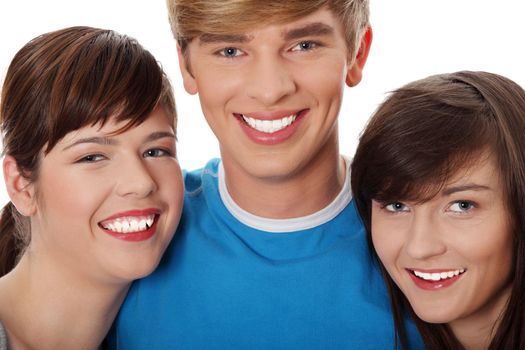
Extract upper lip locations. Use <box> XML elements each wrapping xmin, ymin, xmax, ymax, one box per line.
<box><xmin>99</xmin><ymin>208</ymin><xmax>161</xmax><ymax>222</ymax></box>
<box><xmin>407</xmin><ymin>268</ymin><xmax>465</xmax><ymax>273</ymax></box>
<box><xmin>236</xmin><ymin>109</ymin><xmax>305</xmax><ymax>120</ymax></box>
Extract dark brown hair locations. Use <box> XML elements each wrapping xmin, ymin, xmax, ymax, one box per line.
<box><xmin>0</xmin><ymin>26</ymin><xmax>176</xmax><ymax>276</ymax></box>
<box><xmin>351</xmin><ymin>71</ymin><xmax>525</xmax><ymax>349</ymax></box>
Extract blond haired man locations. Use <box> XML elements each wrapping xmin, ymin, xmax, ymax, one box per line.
<box><xmin>110</xmin><ymin>1</ymin><xmax>423</xmax><ymax>348</ymax></box>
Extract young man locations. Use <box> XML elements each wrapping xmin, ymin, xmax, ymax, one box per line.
<box><xmin>110</xmin><ymin>1</ymin><xmax>423</xmax><ymax>348</ymax></box>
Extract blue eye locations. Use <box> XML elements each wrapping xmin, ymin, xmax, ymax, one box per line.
<box><xmin>292</xmin><ymin>41</ymin><xmax>318</xmax><ymax>52</ymax></box>
<box><xmin>449</xmin><ymin>201</ymin><xmax>475</xmax><ymax>213</ymax></box>
<box><xmin>219</xmin><ymin>47</ymin><xmax>242</xmax><ymax>58</ymax></box>
<box><xmin>384</xmin><ymin>202</ymin><xmax>409</xmax><ymax>213</ymax></box>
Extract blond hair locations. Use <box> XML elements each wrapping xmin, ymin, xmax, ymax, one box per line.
<box><xmin>167</xmin><ymin>0</ymin><xmax>369</xmax><ymax>58</ymax></box>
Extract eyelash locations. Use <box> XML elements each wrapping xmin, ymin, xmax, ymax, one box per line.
<box><xmin>291</xmin><ymin>40</ymin><xmax>321</xmax><ymax>52</ymax></box>
<box><xmin>216</xmin><ymin>47</ymin><xmax>244</xmax><ymax>58</ymax></box>
<box><xmin>214</xmin><ymin>39</ymin><xmax>322</xmax><ymax>59</ymax></box>
<box><xmin>447</xmin><ymin>200</ymin><xmax>476</xmax><ymax>214</ymax></box>
<box><xmin>77</xmin><ymin>154</ymin><xmax>106</xmax><ymax>163</ymax></box>
<box><xmin>382</xmin><ymin>201</ymin><xmax>409</xmax><ymax>213</ymax></box>
<box><xmin>379</xmin><ymin>200</ymin><xmax>478</xmax><ymax>216</ymax></box>
<box><xmin>143</xmin><ymin>148</ymin><xmax>173</xmax><ymax>158</ymax></box>
<box><xmin>76</xmin><ymin>148</ymin><xmax>173</xmax><ymax>164</ymax></box>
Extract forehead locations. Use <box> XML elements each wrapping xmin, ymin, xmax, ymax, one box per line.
<box><xmin>375</xmin><ymin>151</ymin><xmax>503</xmax><ymax>204</ymax></box>
<box><xmin>55</xmin><ymin>106</ymin><xmax>173</xmax><ymax>146</ymax></box>
<box><xmin>422</xmin><ymin>153</ymin><xmax>502</xmax><ymax>202</ymax></box>
<box><xmin>445</xmin><ymin>153</ymin><xmax>500</xmax><ymax>188</ymax></box>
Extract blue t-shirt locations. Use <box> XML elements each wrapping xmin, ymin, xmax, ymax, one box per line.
<box><xmin>109</xmin><ymin>159</ymin><xmax>423</xmax><ymax>349</ymax></box>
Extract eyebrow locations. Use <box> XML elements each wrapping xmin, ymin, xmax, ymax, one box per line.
<box><xmin>198</xmin><ymin>22</ymin><xmax>334</xmax><ymax>45</ymax></box>
<box><xmin>442</xmin><ymin>184</ymin><xmax>492</xmax><ymax>196</ymax></box>
<box><xmin>144</xmin><ymin>131</ymin><xmax>176</xmax><ymax>143</ymax></box>
<box><xmin>283</xmin><ymin>22</ymin><xmax>334</xmax><ymax>41</ymax></box>
<box><xmin>199</xmin><ymin>33</ymin><xmax>252</xmax><ymax>45</ymax></box>
<box><xmin>62</xmin><ymin>131</ymin><xmax>175</xmax><ymax>151</ymax></box>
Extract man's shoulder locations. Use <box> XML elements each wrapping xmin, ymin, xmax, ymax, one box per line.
<box><xmin>183</xmin><ymin>158</ymin><xmax>221</xmax><ymax>193</ymax></box>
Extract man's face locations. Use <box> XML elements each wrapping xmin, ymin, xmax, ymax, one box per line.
<box><xmin>179</xmin><ymin>7</ymin><xmax>370</xmax><ymax>183</ymax></box>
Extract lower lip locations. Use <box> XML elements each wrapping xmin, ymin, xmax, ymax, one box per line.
<box><xmin>408</xmin><ymin>271</ymin><xmax>464</xmax><ymax>290</ymax></box>
<box><xmin>100</xmin><ymin>217</ymin><xmax>158</xmax><ymax>242</ymax></box>
<box><xmin>236</xmin><ymin>109</ymin><xmax>308</xmax><ymax>145</ymax></box>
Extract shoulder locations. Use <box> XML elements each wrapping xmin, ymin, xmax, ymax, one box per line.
<box><xmin>183</xmin><ymin>158</ymin><xmax>221</xmax><ymax>194</ymax></box>
<box><xmin>0</xmin><ymin>321</ymin><xmax>8</xmax><ymax>350</ymax></box>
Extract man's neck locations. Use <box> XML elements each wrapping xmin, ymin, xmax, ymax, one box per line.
<box><xmin>223</xmin><ymin>150</ymin><xmax>346</xmax><ymax>219</ymax></box>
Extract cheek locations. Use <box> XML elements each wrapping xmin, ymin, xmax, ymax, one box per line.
<box><xmin>458</xmin><ymin>214</ymin><xmax>512</xmax><ymax>262</ymax></box>
<box><xmin>37</xmin><ymin>168</ymin><xmax>108</xmax><ymax>220</ymax></box>
<box><xmin>298</xmin><ymin>64</ymin><xmax>345</xmax><ymax>101</ymax></box>
<box><xmin>153</xmin><ymin>162</ymin><xmax>184</xmax><ymax>222</ymax></box>
<box><xmin>194</xmin><ymin>65</ymin><xmax>242</xmax><ymax>108</ymax></box>
<box><xmin>371</xmin><ymin>214</ymin><xmax>401</xmax><ymax>267</ymax></box>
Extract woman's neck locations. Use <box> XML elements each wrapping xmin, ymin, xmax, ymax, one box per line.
<box><xmin>0</xmin><ymin>252</ymin><xmax>129</xmax><ymax>349</ymax></box>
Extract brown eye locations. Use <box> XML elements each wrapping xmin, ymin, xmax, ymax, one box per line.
<box><xmin>143</xmin><ymin>149</ymin><xmax>170</xmax><ymax>158</ymax></box>
<box><xmin>77</xmin><ymin>154</ymin><xmax>105</xmax><ymax>163</ymax></box>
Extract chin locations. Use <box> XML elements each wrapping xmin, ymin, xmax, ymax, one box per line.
<box><xmin>412</xmin><ymin>305</ymin><xmax>457</xmax><ymax>324</ymax></box>
<box><xmin>110</xmin><ymin>256</ymin><xmax>162</xmax><ymax>282</ymax></box>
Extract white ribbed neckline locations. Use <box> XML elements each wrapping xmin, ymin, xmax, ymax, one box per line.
<box><xmin>218</xmin><ymin>157</ymin><xmax>352</xmax><ymax>233</ymax></box>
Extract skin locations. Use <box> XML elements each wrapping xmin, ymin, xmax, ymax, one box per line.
<box><xmin>178</xmin><ymin>7</ymin><xmax>371</xmax><ymax>218</ymax></box>
<box><xmin>0</xmin><ymin>105</ymin><xmax>183</xmax><ymax>349</ymax></box>
<box><xmin>371</xmin><ymin>154</ymin><xmax>513</xmax><ymax>349</ymax></box>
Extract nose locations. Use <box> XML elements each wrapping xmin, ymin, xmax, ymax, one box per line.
<box><xmin>405</xmin><ymin>214</ymin><xmax>447</xmax><ymax>260</ymax></box>
<box><xmin>245</xmin><ymin>56</ymin><xmax>296</xmax><ymax>105</ymax></box>
<box><xmin>115</xmin><ymin>156</ymin><xmax>157</xmax><ymax>198</ymax></box>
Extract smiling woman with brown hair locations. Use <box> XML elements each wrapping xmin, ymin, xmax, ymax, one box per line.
<box><xmin>351</xmin><ymin>71</ymin><xmax>525</xmax><ymax>349</ymax></box>
<box><xmin>0</xmin><ymin>26</ymin><xmax>183</xmax><ymax>349</ymax></box>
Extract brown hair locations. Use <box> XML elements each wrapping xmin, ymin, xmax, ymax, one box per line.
<box><xmin>166</xmin><ymin>0</ymin><xmax>369</xmax><ymax>58</ymax></box>
<box><xmin>351</xmin><ymin>71</ymin><xmax>525</xmax><ymax>349</ymax></box>
<box><xmin>0</xmin><ymin>26</ymin><xmax>176</xmax><ymax>276</ymax></box>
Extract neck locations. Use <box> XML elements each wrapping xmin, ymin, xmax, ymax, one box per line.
<box><xmin>449</xmin><ymin>283</ymin><xmax>511</xmax><ymax>350</ymax></box>
<box><xmin>0</xmin><ymin>252</ymin><xmax>129</xmax><ymax>349</ymax></box>
<box><xmin>223</xmin><ymin>145</ymin><xmax>345</xmax><ymax>219</ymax></box>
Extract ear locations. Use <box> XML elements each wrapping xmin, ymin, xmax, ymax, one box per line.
<box><xmin>177</xmin><ymin>45</ymin><xmax>198</xmax><ymax>95</ymax></box>
<box><xmin>3</xmin><ymin>156</ymin><xmax>36</xmax><ymax>216</ymax></box>
<box><xmin>346</xmin><ymin>25</ymin><xmax>373</xmax><ymax>87</ymax></box>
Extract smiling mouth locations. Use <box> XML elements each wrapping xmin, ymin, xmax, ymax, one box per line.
<box><xmin>99</xmin><ymin>214</ymin><xmax>157</xmax><ymax>234</ymax></box>
<box><xmin>411</xmin><ymin>268</ymin><xmax>466</xmax><ymax>282</ymax></box>
<box><xmin>240</xmin><ymin>113</ymin><xmax>297</xmax><ymax>133</ymax></box>
<box><xmin>237</xmin><ymin>110</ymin><xmax>307</xmax><ymax>134</ymax></box>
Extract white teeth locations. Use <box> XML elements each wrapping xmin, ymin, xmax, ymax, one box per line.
<box><xmin>241</xmin><ymin>114</ymin><xmax>297</xmax><ymax>133</ymax></box>
<box><xmin>101</xmin><ymin>215</ymin><xmax>155</xmax><ymax>234</ymax></box>
<box><xmin>413</xmin><ymin>268</ymin><xmax>466</xmax><ymax>281</ymax></box>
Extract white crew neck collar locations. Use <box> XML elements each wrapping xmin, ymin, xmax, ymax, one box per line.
<box><xmin>218</xmin><ymin>157</ymin><xmax>353</xmax><ymax>233</ymax></box>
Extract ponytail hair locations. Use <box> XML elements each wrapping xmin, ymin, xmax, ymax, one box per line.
<box><xmin>0</xmin><ymin>202</ymin><xmax>29</xmax><ymax>276</ymax></box>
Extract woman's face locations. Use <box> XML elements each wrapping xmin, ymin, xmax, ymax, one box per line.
<box><xmin>371</xmin><ymin>154</ymin><xmax>513</xmax><ymax>327</ymax></box>
<box><xmin>29</xmin><ymin>105</ymin><xmax>183</xmax><ymax>284</ymax></box>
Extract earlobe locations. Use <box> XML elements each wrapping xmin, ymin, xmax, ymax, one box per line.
<box><xmin>3</xmin><ymin>156</ymin><xmax>36</xmax><ymax>216</ymax></box>
<box><xmin>346</xmin><ymin>25</ymin><xmax>373</xmax><ymax>87</ymax></box>
<box><xmin>177</xmin><ymin>45</ymin><xmax>198</xmax><ymax>95</ymax></box>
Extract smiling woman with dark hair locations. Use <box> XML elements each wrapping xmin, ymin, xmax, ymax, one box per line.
<box><xmin>0</xmin><ymin>26</ymin><xmax>183</xmax><ymax>349</ymax></box>
<box><xmin>351</xmin><ymin>71</ymin><xmax>525</xmax><ymax>349</ymax></box>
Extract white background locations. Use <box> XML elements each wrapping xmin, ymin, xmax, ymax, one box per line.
<box><xmin>0</xmin><ymin>1</ymin><xmax>524</xmax><ymax>207</ymax></box>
